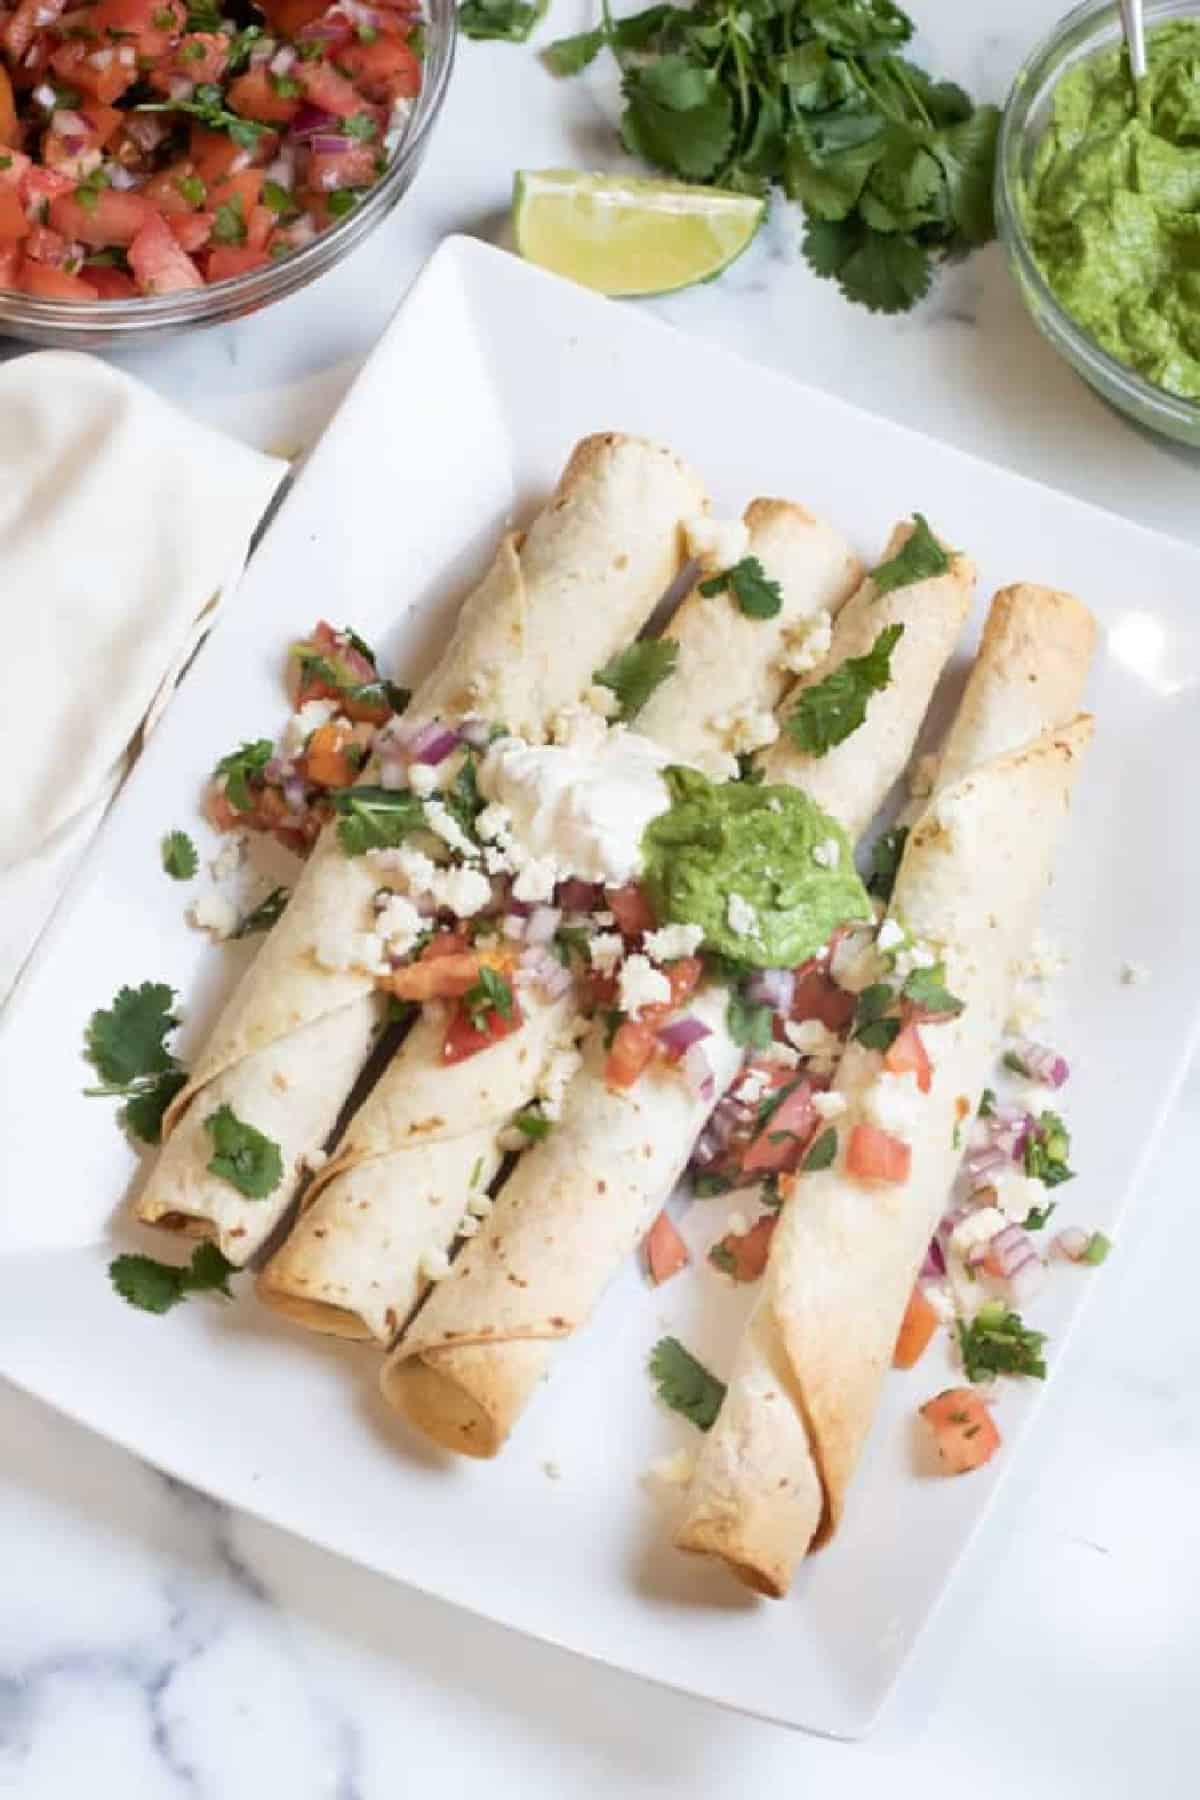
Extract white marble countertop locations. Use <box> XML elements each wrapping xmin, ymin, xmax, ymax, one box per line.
<box><xmin>3</xmin><ymin>3</ymin><xmax>1199</xmax><ymax>1793</ymax></box>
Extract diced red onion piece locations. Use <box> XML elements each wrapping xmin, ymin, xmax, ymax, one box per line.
<box><xmin>290</xmin><ymin>103</ymin><xmax>340</xmax><ymax>140</ymax></box>
<box><xmin>296</xmin><ymin>21</ymin><xmax>347</xmax><ymax>42</ymax></box>
<box><xmin>264</xmin><ymin>755</ymin><xmax>292</xmax><ymax>784</ymax></box>
<box><xmin>501</xmin><ymin>914</ymin><xmax>526</xmax><ymax>942</ymax></box>
<box><xmin>920</xmin><ymin>1236</ymin><xmax>946</xmax><ymax>1278</ymax></box>
<box><xmin>1006</xmin><ymin>1036</ymin><xmax>1070</xmax><ymax>1089</ymax></box>
<box><xmin>107</xmin><ymin>162</ymin><xmax>138</xmax><ymax>190</ymax></box>
<box><xmin>270</xmin><ymin>45</ymin><xmax>297</xmax><ymax>75</ymax></box>
<box><xmin>458</xmin><ymin>717</ymin><xmax>493</xmax><ymax>750</ymax></box>
<box><xmin>965</xmin><ymin>1145</ymin><xmax>1010</xmax><ymax>1188</ymax></box>
<box><xmin>51</xmin><ymin>108</ymin><xmax>88</xmax><ymax>138</ymax></box>
<box><xmin>406</xmin><ymin>721</ymin><xmax>460</xmax><ymax>766</ymax></box>
<box><xmin>745</xmin><ymin>967</ymin><xmax>795</xmax><ymax>1013</ymax></box>
<box><xmin>556</xmin><ymin>878</ymin><xmax>601</xmax><ymax>913</ymax></box>
<box><xmin>657</xmin><ymin>1016</ymin><xmax>712</xmax><ymax>1059</ymax></box>
<box><xmin>282</xmin><ymin>776</ymin><xmax>308</xmax><ymax>814</ymax></box>
<box><xmin>378</xmin><ymin>755</ymin><xmax>408</xmax><ymax>791</ymax></box>
<box><xmin>988</xmin><ymin>1223</ymin><xmax>1036</xmax><ymax>1276</ymax></box>
<box><xmin>692</xmin><ymin>1128</ymin><xmax>720</xmax><ymax>1168</ymax></box>
<box><xmin>525</xmin><ymin>905</ymin><xmax>562</xmax><ymax>946</ymax></box>
<box><xmin>1053</xmin><ymin>1226</ymin><xmax>1090</xmax><ymax>1262</ymax></box>
<box><xmin>1007</xmin><ymin>1254</ymin><xmax>1046</xmax><ymax>1306</ymax></box>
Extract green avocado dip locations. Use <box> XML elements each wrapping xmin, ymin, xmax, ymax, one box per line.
<box><xmin>1024</xmin><ymin>20</ymin><xmax>1200</xmax><ymax>399</ymax></box>
<box><xmin>641</xmin><ymin>767</ymin><xmax>871</xmax><ymax>970</ymax></box>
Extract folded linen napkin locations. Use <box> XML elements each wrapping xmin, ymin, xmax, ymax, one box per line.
<box><xmin>0</xmin><ymin>350</ymin><xmax>287</xmax><ymax>1003</ymax></box>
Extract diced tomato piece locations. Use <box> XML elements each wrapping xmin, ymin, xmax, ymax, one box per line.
<box><xmin>710</xmin><ymin>1211</ymin><xmax>776</xmax><ymax>1282</ymax></box>
<box><xmin>884</xmin><ymin>1021</ymin><xmax>932</xmax><ymax>1093</ymax></box>
<box><xmin>244</xmin><ymin>203</ymin><xmax>273</xmax><ymax>251</ymax></box>
<box><xmin>167</xmin><ymin>209</ymin><xmax>212</xmax><ymax>253</ymax></box>
<box><xmin>297</xmin><ymin>58</ymin><xmax>364</xmax><ymax>118</ymax></box>
<box><xmin>49</xmin><ymin>189</ymin><xmax>150</xmax><ymax>248</ymax></box>
<box><xmin>148</xmin><ymin>31</ymin><xmax>230</xmax><ymax>93</ymax></box>
<box><xmin>790</xmin><ymin>969</ymin><xmax>856</xmax><ymax>1034</ymax></box>
<box><xmin>257</xmin><ymin>0</ymin><xmax>329</xmax><ymax>33</ymax></box>
<box><xmin>189</xmin><ymin>125</ymin><xmax>244</xmax><ymax>184</ymax></box>
<box><xmin>742</xmin><ymin>1079</ymin><xmax>818</xmax><ymax>1174</ymax></box>
<box><xmin>0</xmin><ymin>150</ymin><xmax>32</xmax><ymax>191</ymax></box>
<box><xmin>203</xmin><ymin>784</ymin><xmax>241</xmax><ymax>832</ymax></box>
<box><xmin>4</xmin><ymin>0</ymin><xmax>67</xmax><ymax>61</ymax></box>
<box><xmin>605</xmin><ymin>1017</ymin><xmax>659</xmax><ymax>1090</ymax></box>
<box><xmin>91</xmin><ymin>0</ymin><xmax>184</xmax><ymax>56</ymax></box>
<box><xmin>919</xmin><ymin>1388</ymin><xmax>1001</xmax><ymax>1475</ymax></box>
<box><xmin>300</xmin><ymin>721</ymin><xmax>357</xmax><ymax>788</ymax></box>
<box><xmin>17</xmin><ymin>258</ymin><xmax>99</xmax><ymax>299</ymax></box>
<box><xmin>0</xmin><ymin>65</ymin><xmax>18</xmax><ymax>147</ymax></box>
<box><xmin>204</xmin><ymin>243</ymin><xmax>270</xmax><ymax>280</ymax></box>
<box><xmin>306</xmin><ymin>142</ymin><xmax>378</xmax><ymax>195</ymax></box>
<box><xmin>142</xmin><ymin>164</ymin><xmax>205</xmax><ymax>214</ymax></box>
<box><xmin>0</xmin><ymin>242</ymin><xmax>20</xmax><ymax>285</ymax></box>
<box><xmin>226</xmin><ymin>67</ymin><xmax>301</xmax><ymax>126</ymax></box>
<box><xmin>419</xmin><ymin>929</ymin><xmax>469</xmax><ymax>960</ymax></box>
<box><xmin>22</xmin><ymin>224</ymin><xmax>70</xmax><ymax>266</ymax></box>
<box><xmin>50</xmin><ymin>42</ymin><xmax>137</xmax><ymax>107</ymax></box>
<box><xmin>85</xmin><ymin>263</ymin><xmax>138</xmax><ymax>298</ymax></box>
<box><xmin>388</xmin><ymin>954</ymin><xmax>483</xmax><ymax>1002</ymax></box>
<box><xmin>335</xmin><ymin>35</ymin><xmax>421</xmax><ymax>104</ymax></box>
<box><xmin>23</xmin><ymin>166</ymin><xmax>75</xmax><ymax>207</ymax></box>
<box><xmin>846</xmin><ymin>1122</ymin><xmax>911</xmax><ymax>1184</ymax></box>
<box><xmin>893</xmin><ymin>1284</ymin><xmax>940</xmax><ymax>1368</ymax></box>
<box><xmin>606</xmin><ymin>883</ymin><xmax>656</xmax><ymax>938</ymax></box>
<box><xmin>207</xmin><ymin>168</ymin><xmax>262</xmax><ymax>215</ymax></box>
<box><xmin>645</xmin><ymin>1210</ymin><xmax>689</xmax><ymax>1285</ymax></box>
<box><xmin>80</xmin><ymin>102</ymin><xmax>125</xmax><ymax>146</ymax></box>
<box><xmin>661</xmin><ymin>955</ymin><xmax>703</xmax><ymax>1010</ymax></box>
<box><xmin>0</xmin><ymin>187</ymin><xmax>29</xmax><ymax>241</ymax></box>
<box><xmin>442</xmin><ymin>993</ymin><xmax>524</xmax><ymax>1064</ymax></box>
<box><xmin>127</xmin><ymin>209</ymin><xmax>204</xmax><ymax>293</ymax></box>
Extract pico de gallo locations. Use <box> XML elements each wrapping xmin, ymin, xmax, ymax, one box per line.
<box><xmin>0</xmin><ymin>0</ymin><xmax>423</xmax><ymax>299</ymax></box>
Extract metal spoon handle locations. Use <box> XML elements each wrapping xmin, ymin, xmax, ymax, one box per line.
<box><xmin>1119</xmin><ymin>0</ymin><xmax>1147</xmax><ymax>81</ymax></box>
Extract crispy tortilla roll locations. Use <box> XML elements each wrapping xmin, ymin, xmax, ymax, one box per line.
<box><xmin>257</xmin><ymin>499</ymin><xmax>862</xmax><ymax>1339</ymax></box>
<box><xmin>382</xmin><ymin>530</ymin><xmax>973</xmax><ymax>1450</ymax></box>
<box><xmin>674</xmin><ymin>716</ymin><xmax>1094</xmax><ymax>1597</ymax></box>
<box><xmin>761</xmin><ymin>524</ymin><xmax>975</xmax><ymax>840</ymax></box>
<box><xmin>135</xmin><ymin>434</ymin><xmax>707</xmax><ymax>1264</ymax></box>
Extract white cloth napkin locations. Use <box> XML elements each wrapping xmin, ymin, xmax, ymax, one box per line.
<box><xmin>0</xmin><ymin>350</ymin><xmax>287</xmax><ymax>1002</ymax></box>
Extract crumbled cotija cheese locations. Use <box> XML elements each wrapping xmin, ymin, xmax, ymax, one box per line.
<box><xmin>618</xmin><ymin>954</ymin><xmax>672</xmax><ymax>1016</ymax></box>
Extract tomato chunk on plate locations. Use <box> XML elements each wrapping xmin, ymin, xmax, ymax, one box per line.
<box><xmin>128</xmin><ymin>211</ymin><xmax>204</xmax><ymax>294</ymax></box>
<box><xmin>846</xmin><ymin>1122</ymin><xmax>911</xmax><ymax>1184</ymax></box>
<box><xmin>919</xmin><ymin>1388</ymin><xmax>1000</xmax><ymax>1474</ymax></box>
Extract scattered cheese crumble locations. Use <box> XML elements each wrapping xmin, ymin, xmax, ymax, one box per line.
<box><xmin>189</xmin><ymin>891</ymin><xmax>238</xmax><ymax>941</ymax></box>
<box><xmin>726</xmin><ymin>893</ymin><xmax>758</xmax><ymax>939</ymax></box>
<box><xmin>618</xmin><ymin>954</ymin><xmax>672</xmax><ymax>1017</ymax></box>
<box><xmin>643</xmin><ymin>921</ymin><xmax>704</xmax><ymax>963</ymax></box>
<box><xmin>419</xmin><ymin>1247</ymin><xmax>451</xmax><ymax>1283</ymax></box>
<box><xmin>863</xmin><ymin>1069</ymin><xmax>923</xmax><ymax>1138</ymax></box>
<box><xmin>811</xmin><ymin>837</ymin><xmax>841</xmax><ymax>869</ymax></box>
<box><xmin>784</xmin><ymin>1019</ymin><xmax>842</xmax><ymax>1073</ymax></box>
<box><xmin>588</xmin><ymin>932</ymin><xmax>625</xmax><ymax>978</ymax></box>
<box><xmin>407</xmin><ymin>761</ymin><xmax>438</xmax><ymax>798</ymax></box>
<box><xmin>1121</xmin><ymin>960</ymin><xmax>1148</xmax><ymax>986</ymax></box>
<box><xmin>684</xmin><ymin>513</ymin><xmax>749</xmax><ymax>568</ymax></box>
<box><xmin>779</xmin><ymin>610</ymin><xmax>832</xmax><ymax>675</ymax></box>
<box><xmin>812</xmin><ymin>1090</ymin><xmax>848</xmax><ymax>1121</ymax></box>
<box><xmin>284</xmin><ymin>697</ymin><xmax>337</xmax><ymax>755</ymax></box>
<box><xmin>647</xmin><ymin>1447</ymin><xmax>697</xmax><ymax>1488</ymax></box>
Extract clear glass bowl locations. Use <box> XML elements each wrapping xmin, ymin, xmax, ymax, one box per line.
<box><xmin>996</xmin><ymin>0</ymin><xmax>1200</xmax><ymax>448</ymax></box>
<box><xmin>0</xmin><ymin>0</ymin><xmax>456</xmax><ymax>350</ymax></box>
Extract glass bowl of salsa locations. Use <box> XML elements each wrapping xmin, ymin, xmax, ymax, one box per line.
<box><xmin>997</xmin><ymin>0</ymin><xmax>1200</xmax><ymax>447</ymax></box>
<box><xmin>0</xmin><ymin>0</ymin><xmax>454</xmax><ymax>347</ymax></box>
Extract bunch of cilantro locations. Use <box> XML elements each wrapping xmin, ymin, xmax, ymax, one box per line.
<box><xmin>544</xmin><ymin>0</ymin><xmax>1000</xmax><ymax>314</ymax></box>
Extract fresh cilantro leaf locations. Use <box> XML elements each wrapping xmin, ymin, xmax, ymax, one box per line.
<box><xmin>1082</xmin><ymin>1230</ymin><xmax>1111</xmax><ymax>1265</ymax></box>
<box><xmin>727</xmin><ymin>990</ymin><xmax>773</xmax><ymax>1050</ymax></box>
<box><xmin>978</xmin><ymin>1086</ymin><xmax>997</xmax><ymax>1118</ymax></box>
<box><xmin>786</xmin><ymin>623</ymin><xmax>903</xmax><ymax>757</ymax></box>
<box><xmin>1021</xmin><ymin>1199</ymin><xmax>1057</xmax><ymax>1231</ymax></box>
<box><xmin>233</xmin><ymin>886</ymin><xmax>290</xmax><ymax>938</ymax></box>
<box><xmin>693</xmin><ymin>1170</ymin><xmax>731</xmax><ymax>1197</ymax></box>
<box><xmin>212</xmin><ymin>193</ymin><xmax>246</xmax><ymax>245</ymax></box>
<box><xmin>957</xmin><ymin>1301</ymin><xmax>1047</xmax><ymax>1383</ymax></box>
<box><xmin>735</xmin><ymin>752</ymin><xmax>764</xmax><ymax>784</ymax></box>
<box><xmin>553</xmin><ymin>924</ymin><xmax>592</xmax><ymax>966</ymax></box>
<box><xmin>443</xmin><ymin>753</ymin><xmax>484</xmax><ymax>844</ymax></box>
<box><xmin>85</xmin><ymin>983</ymin><xmax>179</xmax><ymax>1089</ymax></box>
<box><xmin>386</xmin><ymin>996</ymin><xmax>417</xmax><ymax>1026</ymax></box>
<box><xmin>601</xmin><ymin>1008</ymin><xmax>625</xmax><ymax>1050</ymax></box>
<box><xmin>802</xmin><ymin>214</ymin><xmax>932</xmax><ymax>314</ymax></box>
<box><xmin>464</xmin><ymin>965</ymin><xmax>514</xmax><ymax>1031</ymax></box>
<box><xmin>901</xmin><ymin>963</ymin><xmax>964</xmax><ymax>1017</ymax></box>
<box><xmin>870</xmin><ymin>513</ymin><xmax>951</xmax><ymax>594</ymax></box>
<box><xmin>621</xmin><ymin>59</ymin><xmax>735</xmax><ymax>182</ymax></box>
<box><xmin>458</xmin><ymin>0</ymin><xmax>544</xmax><ymax>41</ymax></box>
<box><xmin>932</xmin><ymin>105</ymin><xmax>1001</xmax><ymax>245</ymax></box>
<box><xmin>708</xmin><ymin>1241</ymin><xmax>738</xmax><ymax>1276</ymax></box>
<box><xmin>73</xmin><ymin>164</ymin><xmax>111</xmax><ymax>214</ymax></box>
<box><xmin>204</xmin><ymin>1103</ymin><xmax>283</xmax><ymax>1199</ymax></box>
<box><xmin>109</xmin><ymin>1240</ymin><xmax>237</xmax><ymax>1315</ymax></box>
<box><xmin>262</xmin><ymin>179</ymin><xmax>294</xmax><ymax>216</ymax></box>
<box><xmin>697</xmin><ymin>554</ymin><xmax>783</xmax><ymax>620</ymax></box>
<box><xmin>136</xmin><ymin>93</ymin><xmax>266</xmax><ymax>153</ymax></box>
<box><xmin>1023</xmin><ymin>1110</ymin><xmax>1075</xmax><ymax>1188</ymax></box>
<box><xmin>784</xmin><ymin>130</ymin><xmax>885</xmax><ymax>222</ymax></box>
<box><xmin>649</xmin><ymin>1335</ymin><xmax>726</xmax><ymax>1431</ymax></box>
<box><xmin>185</xmin><ymin>0</ymin><xmax>223</xmax><ymax>29</ymax></box>
<box><xmin>807</xmin><ymin>0</ymin><xmax>912</xmax><ymax>53</ymax></box>
<box><xmin>544</xmin><ymin>25</ymin><xmax>606</xmax><ymax>74</ymax></box>
<box><xmin>858</xmin><ymin>138</ymin><xmax>947</xmax><ymax>234</ymax></box>
<box><xmin>331</xmin><ymin>785</ymin><xmax>425</xmax><ymax>855</ymax></box>
<box><xmin>176</xmin><ymin>172</ymin><xmax>207</xmax><ymax>208</ymax></box>
<box><xmin>594</xmin><ymin>638</ymin><xmax>679</xmax><ymax>721</ymax></box>
<box><xmin>852</xmin><ymin>981</ymin><xmax>900</xmax><ymax>1051</ymax></box>
<box><xmin>121</xmin><ymin>1070</ymin><xmax>188</xmax><ymax>1146</ymax></box>
<box><xmin>161</xmin><ymin>831</ymin><xmax>198</xmax><ymax>881</ymax></box>
<box><xmin>213</xmin><ymin>739</ymin><xmax>272</xmax><ymax>812</ymax></box>
<box><xmin>344</xmin><ymin>111</ymin><xmax>377</xmax><ymax>140</ymax></box>
<box><xmin>327</xmin><ymin>190</ymin><xmax>358</xmax><ymax>218</ymax></box>
<box><xmin>867</xmin><ymin>825</ymin><xmax>907</xmax><ymax>900</ymax></box>
<box><xmin>803</xmin><ymin>1126</ymin><xmax>839</xmax><ymax>1171</ymax></box>
<box><xmin>514</xmin><ymin>1104</ymin><xmax>552</xmax><ymax>1141</ymax></box>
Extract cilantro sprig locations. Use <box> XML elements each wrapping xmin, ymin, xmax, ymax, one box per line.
<box><xmin>698</xmin><ymin>554</ymin><xmax>783</xmax><ymax>619</ymax></box>
<box><xmin>593</xmin><ymin>638</ymin><xmax>679</xmax><ymax>721</ymax></box>
<box><xmin>786</xmin><ymin>622</ymin><xmax>903</xmax><ymax>757</ymax></box>
<box><xmin>213</xmin><ymin>739</ymin><xmax>272</xmax><ymax>813</ymax></box>
<box><xmin>459</xmin><ymin>0</ymin><xmax>545</xmax><ymax>40</ymax></box>
<box><xmin>109</xmin><ymin>1241</ymin><xmax>237</xmax><ymax>1315</ymax></box>
<box><xmin>957</xmin><ymin>1301</ymin><xmax>1047</xmax><ymax>1383</ymax></box>
<box><xmin>331</xmin><ymin>786</ymin><xmax>426</xmax><ymax>855</ymax></box>
<box><xmin>233</xmin><ymin>886</ymin><xmax>291</xmax><ymax>938</ymax></box>
<box><xmin>161</xmin><ymin>831</ymin><xmax>198</xmax><ymax>881</ymax></box>
<box><xmin>204</xmin><ymin>1103</ymin><xmax>283</xmax><ymax>1200</ymax></box>
<box><xmin>136</xmin><ymin>83</ymin><xmax>267</xmax><ymax>153</ymax></box>
<box><xmin>870</xmin><ymin>513</ymin><xmax>952</xmax><ymax>593</ymax></box>
<box><xmin>83</xmin><ymin>982</ymin><xmax>187</xmax><ymax>1146</ymax></box>
<box><xmin>544</xmin><ymin>0</ymin><xmax>1000</xmax><ymax>315</ymax></box>
<box><xmin>463</xmin><ymin>966</ymin><xmax>515</xmax><ymax>1031</ymax></box>
<box><xmin>649</xmin><ymin>1335</ymin><xmax>726</xmax><ymax>1431</ymax></box>
<box><xmin>1023</xmin><ymin>1110</ymin><xmax>1075</xmax><ymax>1188</ymax></box>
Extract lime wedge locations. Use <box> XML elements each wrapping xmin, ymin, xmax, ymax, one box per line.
<box><xmin>512</xmin><ymin>170</ymin><xmax>765</xmax><ymax>298</ymax></box>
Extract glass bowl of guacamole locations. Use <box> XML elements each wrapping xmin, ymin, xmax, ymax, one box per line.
<box><xmin>997</xmin><ymin>0</ymin><xmax>1200</xmax><ymax>445</ymax></box>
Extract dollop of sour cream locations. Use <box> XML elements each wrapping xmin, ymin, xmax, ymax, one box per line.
<box><xmin>479</xmin><ymin>717</ymin><xmax>673</xmax><ymax>886</ymax></box>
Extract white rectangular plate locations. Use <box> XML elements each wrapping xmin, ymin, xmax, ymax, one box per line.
<box><xmin>3</xmin><ymin>237</ymin><xmax>1197</xmax><ymax>1739</ymax></box>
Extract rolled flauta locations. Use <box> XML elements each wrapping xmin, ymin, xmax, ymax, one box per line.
<box><xmin>761</xmin><ymin>523</ymin><xmax>975</xmax><ymax>841</ymax></box>
<box><xmin>256</xmin><ymin>499</ymin><xmax>863</xmax><ymax>1339</ymax></box>
<box><xmin>381</xmin><ymin>527</ymin><xmax>975</xmax><ymax>1452</ymax></box>
<box><xmin>674</xmin><ymin>715</ymin><xmax>1094</xmax><ymax>1597</ymax></box>
<box><xmin>135</xmin><ymin>434</ymin><xmax>707</xmax><ymax>1264</ymax></box>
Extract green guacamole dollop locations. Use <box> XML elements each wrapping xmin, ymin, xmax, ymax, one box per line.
<box><xmin>1024</xmin><ymin>20</ymin><xmax>1200</xmax><ymax>400</ymax></box>
<box><xmin>641</xmin><ymin>767</ymin><xmax>872</xmax><ymax>970</ymax></box>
